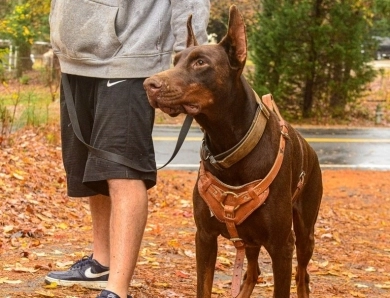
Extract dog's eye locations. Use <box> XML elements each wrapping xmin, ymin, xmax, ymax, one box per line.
<box><xmin>194</xmin><ymin>59</ymin><xmax>206</xmax><ymax>68</ymax></box>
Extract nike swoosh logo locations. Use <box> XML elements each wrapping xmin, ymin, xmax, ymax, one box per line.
<box><xmin>107</xmin><ymin>79</ymin><xmax>126</xmax><ymax>87</ymax></box>
<box><xmin>84</xmin><ymin>267</ymin><xmax>109</xmax><ymax>278</ymax></box>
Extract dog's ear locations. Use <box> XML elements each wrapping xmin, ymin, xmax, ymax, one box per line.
<box><xmin>218</xmin><ymin>5</ymin><xmax>247</xmax><ymax>70</ymax></box>
<box><xmin>186</xmin><ymin>15</ymin><xmax>199</xmax><ymax>47</ymax></box>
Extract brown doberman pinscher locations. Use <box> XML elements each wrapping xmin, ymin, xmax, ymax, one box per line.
<box><xmin>144</xmin><ymin>5</ymin><xmax>322</xmax><ymax>298</ymax></box>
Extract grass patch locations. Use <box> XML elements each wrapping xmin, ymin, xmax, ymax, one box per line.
<box><xmin>1</xmin><ymin>86</ymin><xmax>57</xmax><ymax>128</ymax></box>
<box><xmin>0</xmin><ymin>71</ymin><xmax>60</xmax><ymax>145</ymax></box>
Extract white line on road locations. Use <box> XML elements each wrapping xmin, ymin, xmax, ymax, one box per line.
<box><xmin>156</xmin><ymin>163</ymin><xmax>390</xmax><ymax>170</ymax></box>
<box><xmin>153</xmin><ymin>137</ymin><xmax>390</xmax><ymax>143</ymax></box>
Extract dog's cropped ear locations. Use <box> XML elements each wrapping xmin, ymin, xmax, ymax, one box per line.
<box><xmin>218</xmin><ymin>5</ymin><xmax>247</xmax><ymax>70</ymax></box>
<box><xmin>186</xmin><ymin>15</ymin><xmax>199</xmax><ymax>47</ymax></box>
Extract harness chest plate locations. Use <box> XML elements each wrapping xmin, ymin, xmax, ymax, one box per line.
<box><xmin>198</xmin><ymin>162</ymin><xmax>270</xmax><ymax>225</ymax></box>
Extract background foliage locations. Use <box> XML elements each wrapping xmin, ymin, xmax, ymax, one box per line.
<box><xmin>248</xmin><ymin>0</ymin><xmax>387</xmax><ymax>119</ymax></box>
<box><xmin>0</xmin><ymin>0</ymin><xmax>390</xmax><ymax>122</ymax></box>
<box><xmin>210</xmin><ymin>0</ymin><xmax>390</xmax><ymax>120</ymax></box>
<box><xmin>0</xmin><ymin>0</ymin><xmax>50</xmax><ymax>76</ymax></box>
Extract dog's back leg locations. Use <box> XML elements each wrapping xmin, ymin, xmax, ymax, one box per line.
<box><xmin>238</xmin><ymin>246</ymin><xmax>261</xmax><ymax>298</ymax></box>
<box><xmin>293</xmin><ymin>164</ymin><xmax>323</xmax><ymax>298</ymax></box>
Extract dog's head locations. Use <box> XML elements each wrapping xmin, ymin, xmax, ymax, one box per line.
<box><xmin>144</xmin><ymin>5</ymin><xmax>247</xmax><ymax>117</ymax></box>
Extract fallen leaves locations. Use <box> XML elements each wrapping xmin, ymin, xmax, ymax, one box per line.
<box><xmin>34</xmin><ymin>290</ymin><xmax>55</xmax><ymax>297</ymax></box>
<box><xmin>1</xmin><ymin>125</ymin><xmax>390</xmax><ymax>297</ymax></box>
<box><xmin>9</xmin><ymin>264</ymin><xmax>40</xmax><ymax>273</ymax></box>
<box><xmin>0</xmin><ymin>277</ymin><xmax>22</xmax><ymax>284</ymax></box>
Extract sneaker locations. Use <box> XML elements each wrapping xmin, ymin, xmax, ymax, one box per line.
<box><xmin>44</xmin><ymin>255</ymin><xmax>109</xmax><ymax>289</ymax></box>
<box><xmin>97</xmin><ymin>290</ymin><xmax>132</xmax><ymax>298</ymax></box>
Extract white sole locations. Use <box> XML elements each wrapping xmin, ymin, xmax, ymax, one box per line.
<box><xmin>45</xmin><ymin>276</ymin><xmax>107</xmax><ymax>290</ymax></box>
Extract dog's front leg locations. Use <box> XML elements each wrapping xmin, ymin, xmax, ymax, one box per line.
<box><xmin>195</xmin><ymin>229</ymin><xmax>218</xmax><ymax>298</ymax></box>
<box><xmin>237</xmin><ymin>246</ymin><xmax>261</xmax><ymax>298</ymax></box>
<box><xmin>267</xmin><ymin>229</ymin><xmax>295</xmax><ymax>298</ymax></box>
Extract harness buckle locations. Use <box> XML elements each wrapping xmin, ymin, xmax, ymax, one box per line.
<box><xmin>230</xmin><ymin>237</ymin><xmax>243</xmax><ymax>242</ymax></box>
<box><xmin>201</xmin><ymin>139</ymin><xmax>210</xmax><ymax>161</ymax></box>
<box><xmin>210</xmin><ymin>156</ymin><xmax>224</xmax><ymax>171</ymax></box>
<box><xmin>281</xmin><ymin>130</ymin><xmax>290</xmax><ymax>139</ymax></box>
<box><xmin>299</xmin><ymin>171</ymin><xmax>306</xmax><ymax>183</ymax></box>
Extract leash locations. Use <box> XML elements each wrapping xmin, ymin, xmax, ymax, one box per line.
<box><xmin>62</xmin><ymin>73</ymin><xmax>193</xmax><ymax>172</ymax></box>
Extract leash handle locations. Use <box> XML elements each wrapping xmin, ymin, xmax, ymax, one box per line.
<box><xmin>62</xmin><ymin>73</ymin><xmax>192</xmax><ymax>172</ymax></box>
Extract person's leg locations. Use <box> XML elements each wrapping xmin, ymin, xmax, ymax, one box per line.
<box><xmin>89</xmin><ymin>194</ymin><xmax>111</xmax><ymax>267</ymax></box>
<box><xmin>104</xmin><ymin>179</ymin><xmax>148</xmax><ymax>298</ymax></box>
<box><xmin>45</xmin><ymin>75</ymin><xmax>112</xmax><ymax>289</ymax></box>
<box><xmin>82</xmin><ymin>78</ymin><xmax>155</xmax><ymax>297</ymax></box>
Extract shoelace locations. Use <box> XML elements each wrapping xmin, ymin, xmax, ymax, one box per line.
<box><xmin>70</xmin><ymin>255</ymin><xmax>92</xmax><ymax>270</ymax></box>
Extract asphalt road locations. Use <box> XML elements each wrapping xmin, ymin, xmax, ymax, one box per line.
<box><xmin>152</xmin><ymin>126</ymin><xmax>390</xmax><ymax>170</ymax></box>
<box><xmin>152</xmin><ymin>59</ymin><xmax>390</xmax><ymax>171</ymax></box>
<box><xmin>371</xmin><ymin>59</ymin><xmax>390</xmax><ymax>69</ymax></box>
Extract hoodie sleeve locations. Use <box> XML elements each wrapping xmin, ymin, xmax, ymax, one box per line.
<box><xmin>170</xmin><ymin>0</ymin><xmax>210</xmax><ymax>51</ymax></box>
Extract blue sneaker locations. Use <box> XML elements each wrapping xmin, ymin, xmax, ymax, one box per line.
<box><xmin>44</xmin><ymin>255</ymin><xmax>109</xmax><ymax>289</ymax></box>
<box><xmin>97</xmin><ymin>290</ymin><xmax>132</xmax><ymax>298</ymax></box>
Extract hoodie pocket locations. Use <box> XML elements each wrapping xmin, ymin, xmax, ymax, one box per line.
<box><xmin>50</xmin><ymin>0</ymin><xmax>121</xmax><ymax>60</ymax></box>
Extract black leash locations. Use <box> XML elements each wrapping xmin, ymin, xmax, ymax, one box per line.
<box><xmin>62</xmin><ymin>73</ymin><xmax>193</xmax><ymax>171</ymax></box>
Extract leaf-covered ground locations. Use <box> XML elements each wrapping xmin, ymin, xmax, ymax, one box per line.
<box><xmin>1</xmin><ymin>125</ymin><xmax>390</xmax><ymax>298</ymax></box>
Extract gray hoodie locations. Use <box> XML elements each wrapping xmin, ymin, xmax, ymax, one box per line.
<box><xmin>49</xmin><ymin>0</ymin><xmax>210</xmax><ymax>78</ymax></box>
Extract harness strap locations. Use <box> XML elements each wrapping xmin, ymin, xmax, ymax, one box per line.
<box><xmin>263</xmin><ymin>93</ymin><xmax>306</xmax><ymax>201</ymax></box>
<box><xmin>225</xmin><ymin>208</ymin><xmax>246</xmax><ymax>298</ymax></box>
<box><xmin>292</xmin><ymin>133</ymin><xmax>306</xmax><ymax>202</ymax></box>
<box><xmin>232</xmin><ymin>248</ymin><xmax>245</xmax><ymax>297</ymax></box>
<box><xmin>62</xmin><ymin>73</ymin><xmax>192</xmax><ymax>171</ymax></box>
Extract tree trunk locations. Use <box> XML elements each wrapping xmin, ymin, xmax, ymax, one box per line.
<box><xmin>16</xmin><ymin>43</ymin><xmax>33</xmax><ymax>77</ymax></box>
<box><xmin>329</xmin><ymin>63</ymin><xmax>349</xmax><ymax>118</ymax></box>
<box><xmin>302</xmin><ymin>0</ymin><xmax>323</xmax><ymax>118</ymax></box>
<box><xmin>303</xmin><ymin>78</ymin><xmax>314</xmax><ymax>118</ymax></box>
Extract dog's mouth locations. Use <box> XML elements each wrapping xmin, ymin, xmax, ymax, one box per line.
<box><xmin>144</xmin><ymin>83</ymin><xmax>201</xmax><ymax>116</ymax></box>
<box><xmin>157</xmin><ymin>103</ymin><xmax>200</xmax><ymax>117</ymax></box>
<box><xmin>183</xmin><ymin>104</ymin><xmax>200</xmax><ymax>115</ymax></box>
<box><xmin>158</xmin><ymin>105</ymin><xmax>183</xmax><ymax>117</ymax></box>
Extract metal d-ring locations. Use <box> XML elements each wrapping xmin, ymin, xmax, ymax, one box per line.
<box><xmin>220</xmin><ymin>191</ymin><xmax>241</xmax><ymax>211</ymax></box>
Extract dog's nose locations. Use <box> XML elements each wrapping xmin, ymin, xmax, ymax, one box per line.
<box><xmin>143</xmin><ymin>77</ymin><xmax>162</xmax><ymax>92</ymax></box>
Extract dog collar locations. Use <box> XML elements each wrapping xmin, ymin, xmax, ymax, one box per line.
<box><xmin>200</xmin><ymin>91</ymin><xmax>270</xmax><ymax>170</ymax></box>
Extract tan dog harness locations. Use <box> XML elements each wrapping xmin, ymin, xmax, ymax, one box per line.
<box><xmin>198</xmin><ymin>94</ymin><xmax>305</xmax><ymax>297</ymax></box>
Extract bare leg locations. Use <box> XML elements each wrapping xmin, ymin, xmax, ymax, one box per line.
<box><xmin>89</xmin><ymin>194</ymin><xmax>111</xmax><ymax>267</ymax></box>
<box><xmin>105</xmin><ymin>179</ymin><xmax>148</xmax><ymax>298</ymax></box>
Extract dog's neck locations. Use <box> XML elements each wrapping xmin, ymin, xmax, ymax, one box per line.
<box><xmin>196</xmin><ymin>76</ymin><xmax>258</xmax><ymax>155</ymax></box>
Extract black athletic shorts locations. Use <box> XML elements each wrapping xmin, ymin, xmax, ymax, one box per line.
<box><xmin>60</xmin><ymin>74</ymin><xmax>157</xmax><ymax>197</ymax></box>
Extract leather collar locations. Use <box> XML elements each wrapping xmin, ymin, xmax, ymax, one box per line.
<box><xmin>200</xmin><ymin>89</ymin><xmax>270</xmax><ymax>170</ymax></box>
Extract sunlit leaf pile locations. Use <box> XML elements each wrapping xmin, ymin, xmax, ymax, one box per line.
<box><xmin>1</xmin><ymin>125</ymin><xmax>390</xmax><ymax>297</ymax></box>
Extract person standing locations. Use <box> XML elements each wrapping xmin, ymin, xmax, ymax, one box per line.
<box><xmin>44</xmin><ymin>1</ymin><xmax>210</xmax><ymax>298</ymax></box>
